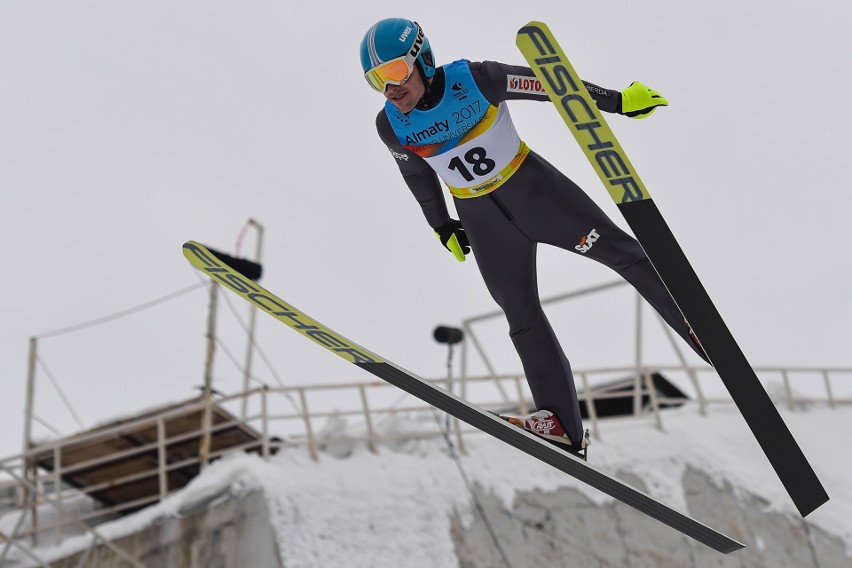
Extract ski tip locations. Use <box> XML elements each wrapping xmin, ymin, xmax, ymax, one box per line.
<box><xmin>182</xmin><ymin>240</ymin><xmax>222</xmax><ymax>272</ymax></box>
<box><xmin>516</xmin><ymin>21</ymin><xmax>548</xmax><ymax>43</ymax></box>
<box><xmin>182</xmin><ymin>240</ymin><xmax>201</xmax><ymax>263</ymax></box>
<box><xmin>518</xmin><ymin>20</ymin><xmax>547</xmax><ymax>31</ymax></box>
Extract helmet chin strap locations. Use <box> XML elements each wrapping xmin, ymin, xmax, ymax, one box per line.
<box><xmin>415</xmin><ymin>65</ymin><xmax>439</xmax><ymax>111</ymax></box>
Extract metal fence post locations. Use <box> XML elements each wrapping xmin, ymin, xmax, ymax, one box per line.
<box><xmin>782</xmin><ymin>370</ymin><xmax>794</xmax><ymax>410</ymax></box>
<box><xmin>22</xmin><ymin>337</ymin><xmax>38</xmax><ymax>544</ymax></box>
<box><xmin>633</xmin><ymin>293</ymin><xmax>644</xmax><ymax>417</ymax></box>
<box><xmin>513</xmin><ymin>375</ymin><xmax>527</xmax><ymax>415</ymax></box>
<box><xmin>359</xmin><ymin>384</ymin><xmax>377</xmax><ymax>454</ymax></box>
<box><xmin>298</xmin><ymin>388</ymin><xmax>318</xmax><ymax>462</ymax></box>
<box><xmin>157</xmin><ymin>418</ymin><xmax>167</xmax><ymax>500</ymax></box>
<box><xmin>53</xmin><ymin>446</ymin><xmax>62</xmax><ymax>546</ymax></box>
<box><xmin>261</xmin><ymin>388</ymin><xmax>270</xmax><ymax>459</ymax></box>
<box><xmin>822</xmin><ymin>370</ymin><xmax>835</xmax><ymax>409</ymax></box>
<box><xmin>642</xmin><ymin>371</ymin><xmax>664</xmax><ymax>431</ymax></box>
<box><xmin>579</xmin><ymin>372</ymin><xmax>600</xmax><ymax>441</ymax></box>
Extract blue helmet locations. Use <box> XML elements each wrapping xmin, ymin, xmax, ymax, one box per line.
<box><xmin>360</xmin><ymin>18</ymin><xmax>436</xmax><ymax>81</ymax></box>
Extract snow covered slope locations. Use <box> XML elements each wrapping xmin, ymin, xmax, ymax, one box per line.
<box><xmin>9</xmin><ymin>402</ymin><xmax>851</xmax><ymax>567</ymax></box>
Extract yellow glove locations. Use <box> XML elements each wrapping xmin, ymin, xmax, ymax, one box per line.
<box><xmin>434</xmin><ymin>219</ymin><xmax>470</xmax><ymax>262</ymax></box>
<box><xmin>620</xmin><ymin>81</ymin><xmax>668</xmax><ymax>119</ymax></box>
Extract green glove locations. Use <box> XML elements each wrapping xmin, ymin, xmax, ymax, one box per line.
<box><xmin>434</xmin><ymin>219</ymin><xmax>470</xmax><ymax>262</ymax></box>
<box><xmin>620</xmin><ymin>81</ymin><xmax>668</xmax><ymax>119</ymax></box>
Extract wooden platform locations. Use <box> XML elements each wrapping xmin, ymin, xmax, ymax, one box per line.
<box><xmin>30</xmin><ymin>397</ymin><xmax>273</xmax><ymax>513</ymax></box>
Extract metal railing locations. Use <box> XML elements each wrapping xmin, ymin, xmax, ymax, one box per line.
<box><xmin>4</xmin><ymin>280</ymin><xmax>849</xmax><ymax>564</ymax></box>
<box><xmin>2</xmin><ymin>362</ymin><xmax>850</xmax><ymax>560</ymax></box>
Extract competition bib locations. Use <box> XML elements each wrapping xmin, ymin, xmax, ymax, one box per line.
<box><xmin>385</xmin><ymin>60</ymin><xmax>529</xmax><ymax>198</ymax></box>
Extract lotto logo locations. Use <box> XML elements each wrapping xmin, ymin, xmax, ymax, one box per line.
<box><xmin>507</xmin><ymin>75</ymin><xmax>546</xmax><ymax>95</ymax></box>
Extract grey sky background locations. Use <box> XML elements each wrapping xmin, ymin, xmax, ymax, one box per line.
<box><xmin>2</xmin><ymin>1</ymin><xmax>850</xmax><ymax>460</ymax></box>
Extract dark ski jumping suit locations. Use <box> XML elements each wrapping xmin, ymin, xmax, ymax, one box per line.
<box><xmin>375</xmin><ymin>60</ymin><xmax>705</xmax><ymax>444</ymax></box>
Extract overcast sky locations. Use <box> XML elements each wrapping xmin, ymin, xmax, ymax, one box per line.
<box><xmin>2</xmin><ymin>1</ymin><xmax>851</xmax><ymax>460</ymax></box>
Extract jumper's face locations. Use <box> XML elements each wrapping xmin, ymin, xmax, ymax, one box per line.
<box><xmin>382</xmin><ymin>69</ymin><xmax>425</xmax><ymax>114</ymax></box>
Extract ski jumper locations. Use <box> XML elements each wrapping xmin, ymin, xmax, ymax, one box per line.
<box><xmin>376</xmin><ymin>60</ymin><xmax>704</xmax><ymax>443</ymax></box>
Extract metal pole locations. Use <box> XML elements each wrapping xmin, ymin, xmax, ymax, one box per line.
<box><xmin>644</xmin><ymin>371</ymin><xmax>664</xmax><ymax>431</ymax></box>
<box><xmin>445</xmin><ymin>343</ymin><xmax>466</xmax><ymax>454</ymax></box>
<box><xmin>823</xmin><ymin>370</ymin><xmax>835</xmax><ymax>409</ymax></box>
<box><xmin>241</xmin><ymin>219</ymin><xmax>265</xmax><ymax>419</ymax></box>
<box><xmin>260</xmin><ymin>388</ymin><xmax>270</xmax><ymax>459</ymax></box>
<box><xmin>444</xmin><ymin>343</ymin><xmax>454</xmax><ymax>433</ymax></box>
<box><xmin>53</xmin><ymin>446</ymin><xmax>62</xmax><ymax>546</ymax></box>
<box><xmin>359</xmin><ymin>384</ymin><xmax>377</xmax><ymax>454</ymax></box>
<box><xmin>460</xmin><ymin>330</ymin><xmax>469</xmax><ymax>410</ymax></box>
<box><xmin>157</xmin><ymin>419</ymin><xmax>168</xmax><ymax>500</ymax></box>
<box><xmin>199</xmin><ymin>281</ymin><xmax>218</xmax><ymax>469</ymax></box>
<box><xmin>22</xmin><ymin>337</ymin><xmax>37</xmax><ymax>542</ymax></box>
<box><xmin>299</xmin><ymin>389</ymin><xmax>318</xmax><ymax>462</ymax></box>
<box><xmin>23</xmin><ymin>338</ymin><xmax>37</xmax><ymax>466</ymax></box>
<box><xmin>633</xmin><ymin>292</ymin><xmax>643</xmax><ymax>417</ymax></box>
<box><xmin>782</xmin><ymin>369</ymin><xmax>794</xmax><ymax>411</ymax></box>
<box><xmin>579</xmin><ymin>372</ymin><xmax>600</xmax><ymax>441</ymax></box>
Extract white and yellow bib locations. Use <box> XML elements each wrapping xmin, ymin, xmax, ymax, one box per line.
<box><xmin>385</xmin><ymin>60</ymin><xmax>529</xmax><ymax>198</ymax></box>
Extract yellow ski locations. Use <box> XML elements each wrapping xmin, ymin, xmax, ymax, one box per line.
<box><xmin>183</xmin><ymin>239</ymin><xmax>743</xmax><ymax>553</ymax></box>
<box><xmin>516</xmin><ymin>21</ymin><xmax>827</xmax><ymax>517</ymax></box>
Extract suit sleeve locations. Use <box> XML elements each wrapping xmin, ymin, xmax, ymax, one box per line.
<box><xmin>471</xmin><ymin>60</ymin><xmax>623</xmax><ymax>114</ymax></box>
<box><xmin>375</xmin><ymin>111</ymin><xmax>451</xmax><ymax>229</ymax></box>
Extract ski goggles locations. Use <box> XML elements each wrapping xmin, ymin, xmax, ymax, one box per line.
<box><xmin>364</xmin><ymin>53</ymin><xmax>417</xmax><ymax>92</ymax></box>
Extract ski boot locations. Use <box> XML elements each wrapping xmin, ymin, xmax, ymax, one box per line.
<box><xmin>499</xmin><ymin>409</ymin><xmax>590</xmax><ymax>461</ymax></box>
<box><xmin>685</xmin><ymin>319</ymin><xmax>710</xmax><ymax>363</ymax></box>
